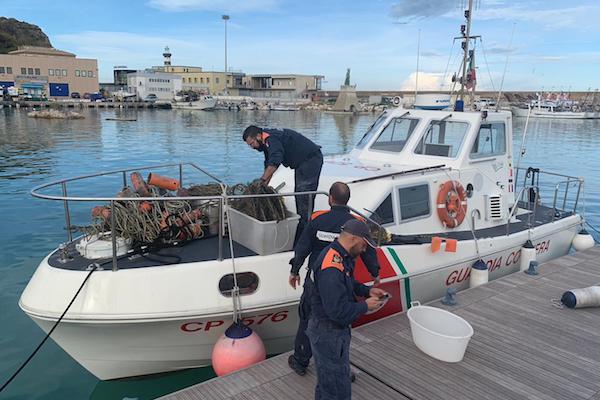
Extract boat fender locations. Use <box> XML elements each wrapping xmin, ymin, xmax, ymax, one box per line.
<box><xmin>595</xmin><ymin>105</ymin><xmax>600</xmax><ymax>112</ymax></box>
<box><xmin>572</xmin><ymin>104</ymin><xmax>579</xmax><ymax>112</ymax></box>
<box><xmin>572</xmin><ymin>229</ymin><xmax>595</xmax><ymax>252</ymax></box>
<box><xmin>147</xmin><ymin>173</ymin><xmax>180</xmax><ymax>191</ymax></box>
<box><xmin>519</xmin><ymin>240</ymin><xmax>536</xmax><ymax>272</ymax></box>
<box><xmin>211</xmin><ymin>321</ymin><xmax>266</xmax><ymax>376</ymax></box>
<box><xmin>469</xmin><ymin>259</ymin><xmax>488</xmax><ymax>288</ymax></box>
<box><xmin>561</xmin><ymin>286</ymin><xmax>600</xmax><ymax>309</ymax></box>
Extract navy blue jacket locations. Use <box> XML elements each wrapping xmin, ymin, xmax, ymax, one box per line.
<box><xmin>259</xmin><ymin>128</ymin><xmax>321</xmax><ymax>169</ymax></box>
<box><xmin>290</xmin><ymin>205</ymin><xmax>380</xmax><ymax>278</ymax></box>
<box><xmin>309</xmin><ymin>240</ymin><xmax>371</xmax><ymax>328</ymax></box>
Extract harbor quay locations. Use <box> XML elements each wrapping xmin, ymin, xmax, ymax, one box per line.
<box><xmin>161</xmin><ymin>247</ymin><xmax>600</xmax><ymax>400</ymax></box>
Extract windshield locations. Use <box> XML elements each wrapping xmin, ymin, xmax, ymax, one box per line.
<box><xmin>370</xmin><ymin>117</ymin><xmax>420</xmax><ymax>153</ymax></box>
<box><xmin>414</xmin><ymin>120</ymin><xmax>469</xmax><ymax>158</ymax></box>
<box><xmin>355</xmin><ymin>112</ymin><xmax>388</xmax><ymax>149</ymax></box>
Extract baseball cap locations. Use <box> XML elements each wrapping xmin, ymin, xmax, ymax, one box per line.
<box><xmin>341</xmin><ymin>219</ymin><xmax>376</xmax><ymax>248</ymax></box>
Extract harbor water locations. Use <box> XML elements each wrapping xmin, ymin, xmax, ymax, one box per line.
<box><xmin>1</xmin><ymin>108</ymin><xmax>600</xmax><ymax>399</ymax></box>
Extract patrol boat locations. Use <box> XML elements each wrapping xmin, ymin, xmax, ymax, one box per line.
<box><xmin>18</xmin><ymin>6</ymin><xmax>588</xmax><ymax>381</ymax></box>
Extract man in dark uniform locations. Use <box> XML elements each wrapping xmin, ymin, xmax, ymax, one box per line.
<box><xmin>243</xmin><ymin>125</ymin><xmax>323</xmax><ymax>239</ymax></box>
<box><xmin>287</xmin><ymin>182</ymin><xmax>380</xmax><ymax>376</ymax></box>
<box><xmin>307</xmin><ymin>219</ymin><xmax>387</xmax><ymax>400</ymax></box>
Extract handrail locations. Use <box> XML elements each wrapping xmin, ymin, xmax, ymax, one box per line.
<box><xmin>506</xmin><ymin>185</ymin><xmax>539</xmax><ymax>236</ymax></box>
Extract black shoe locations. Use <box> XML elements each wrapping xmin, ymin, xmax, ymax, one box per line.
<box><xmin>288</xmin><ymin>355</ymin><xmax>307</xmax><ymax>376</ymax></box>
<box><xmin>350</xmin><ymin>372</ymin><xmax>356</xmax><ymax>383</ymax></box>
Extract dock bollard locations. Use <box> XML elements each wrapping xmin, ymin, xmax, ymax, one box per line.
<box><xmin>441</xmin><ymin>288</ymin><xmax>457</xmax><ymax>305</ymax></box>
<box><xmin>525</xmin><ymin>260</ymin><xmax>539</xmax><ymax>275</ymax></box>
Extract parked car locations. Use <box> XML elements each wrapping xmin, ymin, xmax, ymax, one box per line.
<box><xmin>71</xmin><ymin>92</ymin><xmax>81</xmax><ymax>99</ymax></box>
<box><xmin>144</xmin><ymin>94</ymin><xmax>158</xmax><ymax>103</ymax></box>
<box><xmin>89</xmin><ymin>92</ymin><xmax>104</xmax><ymax>102</ymax></box>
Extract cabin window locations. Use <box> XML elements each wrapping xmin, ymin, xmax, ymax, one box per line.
<box><xmin>370</xmin><ymin>117</ymin><xmax>419</xmax><ymax>152</ymax></box>
<box><xmin>356</xmin><ymin>112</ymin><xmax>388</xmax><ymax>149</ymax></box>
<box><xmin>371</xmin><ymin>194</ymin><xmax>395</xmax><ymax>225</ymax></box>
<box><xmin>414</xmin><ymin>120</ymin><xmax>469</xmax><ymax>158</ymax></box>
<box><xmin>219</xmin><ymin>272</ymin><xmax>259</xmax><ymax>297</ymax></box>
<box><xmin>398</xmin><ymin>184</ymin><xmax>430</xmax><ymax>220</ymax></box>
<box><xmin>470</xmin><ymin>123</ymin><xmax>506</xmax><ymax>158</ymax></box>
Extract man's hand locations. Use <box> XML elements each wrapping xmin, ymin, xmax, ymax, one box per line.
<box><xmin>365</xmin><ymin>296</ymin><xmax>383</xmax><ymax>311</ymax></box>
<box><xmin>369</xmin><ymin>287</ymin><xmax>387</xmax><ymax>299</ymax></box>
<box><xmin>289</xmin><ymin>274</ymin><xmax>301</xmax><ymax>289</ymax></box>
<box><xmin>372</xmin><ymin>275</ymin><xmax>381</xmax><ymax>286</ymax></box>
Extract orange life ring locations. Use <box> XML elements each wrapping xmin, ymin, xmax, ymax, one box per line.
<box><xmin>436</xmin><ymin>180</ymin><xmax>467</xmax><ymax>228</ymax></box>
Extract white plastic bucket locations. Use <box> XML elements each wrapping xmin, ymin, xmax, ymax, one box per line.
<box><xmin>407</xmin><ymin>301</ymin><xmax>473</xmax><ymax>362</ymax></box>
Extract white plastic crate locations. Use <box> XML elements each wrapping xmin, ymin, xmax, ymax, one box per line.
<box><xmin>227</xmin><ymin>207</ymin><xmax>299</xmax><ymax>255</ymax></box>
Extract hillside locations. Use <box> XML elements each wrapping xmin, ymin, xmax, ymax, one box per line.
<box><xmin>0</xmin><ymin>17</ymin><xmax>52</xmax><ymax>53</ymax></box>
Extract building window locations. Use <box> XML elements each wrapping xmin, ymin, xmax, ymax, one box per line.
<box><xmin>398</xmin><ymin>184</ymin><xmax>430</xmax><ymax>221</ymax></box>
<box><xmin>28</xmin><ymin>68</ymin><xmax>34</xmax><ymax>75</ymax></box>
<box><xmin>62</xmin><ymin>69</ymin><xmax>67</xmax><ymax>76</ymax></box>
<box><xmin>200</xmin><ymin>77</ymin><xmax>204</xmax><ymax>83</ymax></box>
<box><xmin>75</xmin><ymin>70</ymin><xmax>80</xmax><ymax>77</ymax></box>
<box><xmin>216</xmin><ymin>77</ymin><xmax>219</xmax><ymax>84</ymax></box>
<box><xmin>21</xmin><ymin>67</ymin><xmax>26</xmax><ymax>74</ymax></box>
<box><xmin>227</xmin><ymin>79</ymin><xmax>230</xmax><ymax>85</ymax></box>
<box><xmin>6</xmin><ymin>67</ymin><xmax>12</xmax><ymax>74</ymax></box>
<box><xmin>0</xmin><ymin>67</ymin><xmax>4</xmax><ymax>74</ymax></box>
<box><xmin>81</xmin><ymin>70</ymin><xmax>87</xmax><ymax>77</ymax></box>
<box><xmin>207</xmin><ymin>77</ymin><xmax>210</xmax><ymax>83</ymax></box>
<box><xmin>35</xmin><ymin>68</ymin><xmax>40</xmax><ymax>75</ymax></box>
<box><xmin>55</xmin><ymin>69</ymin><xmax>61</xmax><ymax>76</ymax></box>
<box><xmin>49</xmin><ymin>69</ymin><xmax>54</xmax><ymax>76</ymax></box>
<box><xmin>194</xmin><ymin>77</ymin><xmax>197</xmax><ymax>83</ymax></box>
<box><xmin>276</xmin><ymin>81</ymin><xmax>280</xmax><ymax>86</ymax></box>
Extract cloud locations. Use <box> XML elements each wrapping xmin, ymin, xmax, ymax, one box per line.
<box><xmin>401</xmin><ymin>71</ymin><xmax>453</xmax><ymax>91</ymax></box>
<box><xmin>390</xmin><ymin>0</ymin><xmax>456</xmax><ymax>21</ymax></box>
<box><xmin>475</xmin><ymin>4</ymin><xmax>600</xmax><ymax>29</ymax></box>
<box><xmin>147</xmin><ymin>0</ymin><xmax>278</xmax><ymax>12</ymax></box>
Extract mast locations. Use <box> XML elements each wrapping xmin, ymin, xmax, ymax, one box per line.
<box><xmin>460</xmin><ymin>0</ymin><xmax>474</xmax><ymax>107</ymax></box>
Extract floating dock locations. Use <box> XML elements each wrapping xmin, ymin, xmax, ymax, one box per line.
<box><xmin>162</xmin><ymin>247</ymin><xmax>600</xmax><ymax>400</ymax></box>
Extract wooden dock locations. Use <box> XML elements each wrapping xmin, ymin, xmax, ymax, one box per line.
<box><xmin>161</xmin><ymin>247</ymin><xmax>600</xmax><ymax>400</ymax></box>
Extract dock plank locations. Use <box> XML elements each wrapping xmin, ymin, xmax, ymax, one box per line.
<box><xmin>161</xmin><ymin>247</ymin><xmax>600</xmax><ymax>400</ymax></box>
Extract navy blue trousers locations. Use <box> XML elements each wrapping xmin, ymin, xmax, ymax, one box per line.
<box><xmin>294</xmin><ymin>151</ymin><xmax>323</xmax><ymax>244</ymax></box>
<box><xmin>306</xmin><ymin>318</ymin><xmax>352</xmax><ymax>400</ymax></box>
<box><xmin>291</xmin><ymin>278</ymin><xmax>314</xmax><ymax>368</ymax></box>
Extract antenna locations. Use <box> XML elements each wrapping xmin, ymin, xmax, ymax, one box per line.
<box><xmin>495</xmin><ymin>23</ymin><xmax>516</xmax><ymax>111</ymax></box>
<box><xmin>459</xmin><ymin>0</ymin><xmax>473</xmax><ymax>103</ymax></box>
<box><xmin>415</xmin><ymin>29</ymin><xmax>421</xmax><ymax>101</ymax></box>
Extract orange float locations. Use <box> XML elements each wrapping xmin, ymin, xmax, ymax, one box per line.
<box><xmin>436</xmin><ymin>180</ymin><xmax>467</xmax><ymax>228</ymax></box>
<box><xmin>211</xmin><ymin>321</ymin><xmax>266</xmax><ymax>376</ymax></box>
<box><xmin>147</xmin><ymin>173</ymin><xmax>180</xmax><ymax>191</ymax></box>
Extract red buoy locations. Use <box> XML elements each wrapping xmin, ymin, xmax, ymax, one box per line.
<box><xmin>211</xmin><ymin>321</ymin><xmax>266</xmax><ymax>376</ymax></box>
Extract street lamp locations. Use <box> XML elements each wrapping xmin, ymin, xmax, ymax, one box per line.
<box><xmin>222</xmin><ymin>15</ymin><xmax>230</xmax><ymax>95</ymax></box>
<box><xmin>222</xmin><ymin>15</ymin><xmax>230</xmax><ymax>73</ymax></box>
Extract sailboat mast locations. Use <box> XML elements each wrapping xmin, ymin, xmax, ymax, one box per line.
<box><xmin>460</xmin><ymin>0</ymin><xmax>474</xmax><ymax>104</ymax></box>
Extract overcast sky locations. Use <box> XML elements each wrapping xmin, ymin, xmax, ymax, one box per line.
<box><xmin>4</xmin><ymin>0</ymin><xmax>600</xmax><ymax>91</ymax></box>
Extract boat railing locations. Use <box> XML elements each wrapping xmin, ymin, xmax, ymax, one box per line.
<box><xmin>30</xmin><ymin>162</ymin><xmax>385</xmax><ymax>271</ymax></box>
<box><xmin>506</xmin><ymin>185</ymin><xmax>539</xmax><ymax>236</ymax></box>
<box><xmin>515</xmin><ymin>166</ymin><xmax>583</xmax><ymax>218</ymax></box>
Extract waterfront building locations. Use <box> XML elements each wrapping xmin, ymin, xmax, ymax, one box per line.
<box><xmin>127</xmin><ymin>70</ymin><xmax>182</xmax><ymax>101</ymax></box>
<box><xmin>239</xmin><ymin>74</ymin><xmax>323</xmax><ymax>100</ymax></box>
<box><xmin>0</xmin><ymin>46</ymin><xmax>98</xmax><ymax>98</ymax></box>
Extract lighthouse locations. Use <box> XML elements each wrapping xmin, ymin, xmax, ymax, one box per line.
<box><xmin>163</xmin><ymin>46</ymin><xmax>172</xmax><ymax>67</ymax></box>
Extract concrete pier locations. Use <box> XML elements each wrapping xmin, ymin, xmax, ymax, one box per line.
<box><xmin>162</xmin><ymin>247</ymin><xmax>600</xmax><ymax>400</ymax></box>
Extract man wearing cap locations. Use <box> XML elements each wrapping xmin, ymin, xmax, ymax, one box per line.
<box><xmin>242</xmin><ymin>125</ymin><xmax>323</xmax><ymax>239</ymax></box>
<box><xmin>287</xmin><ymin>181</ymin><xmax>380</xmax><ymax>376</ymax></box>
<box><xmin>307</xmin><ymin>219</ymin><xmax>387</xmax><ymax>400</ymax></box>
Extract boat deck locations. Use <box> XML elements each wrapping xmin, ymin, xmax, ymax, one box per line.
<box><xmin>161</xmin><ymin>246</ymin><xmax>600</xmax><ymax>400</ymax></box>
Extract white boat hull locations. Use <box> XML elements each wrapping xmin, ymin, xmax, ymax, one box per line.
<box><xmin>20</xmin><ymin>215</ymin><xmax>580</xmax><ymax>380</ymax></box>
<box><xmin>172</xmin><ymin>99</ymin><xmax>217</xmax><ymax>110</ymax></box>
<box><xmin>511</xmin><ymin>106</ymin><xmax>588</xmax><ymax>119</ymax></box>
